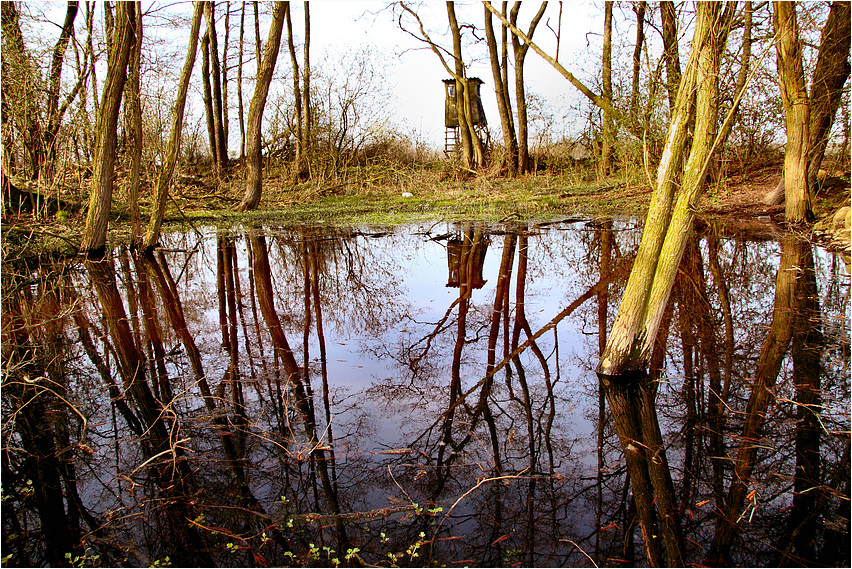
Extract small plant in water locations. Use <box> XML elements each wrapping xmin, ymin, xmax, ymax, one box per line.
<box><xmin>150</xmin><ymin>556</ymin><xmax>172</xmax><ymax>567</ymax></box>
<box><xmin>65</xmin><ymin>547</ymin><xmax>101</xmax><ymax>568</ymax></box>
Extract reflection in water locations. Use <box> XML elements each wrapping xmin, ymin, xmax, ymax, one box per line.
<box><xmin>1</xmin><ymin>221</ymin><xmax>849</xmax><ymax>567</ymax></box>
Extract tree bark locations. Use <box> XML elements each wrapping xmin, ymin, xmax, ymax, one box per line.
<box><xmin>286</xmin><ymin>4</ymin><xmax>306</xmax><ymax>180</ymax></box>
<box><xmin>143</xmin><ymin>2</ymin><xmax>204</xmax><ymax>252</ymax></box>
<box><xmin>205</xmin><ymin>1</ymin><xmax>228</xmax><ymax>179</ymax></box>
<box><xmin>237</xmin><ymin>1</ymin><xmax>246</xmax><ymax>160</ymax></box>
<box><xmin>630</xmin><ymin>1</ymin><xmax>646</xmax><ymax>124</ymax></box>
<box><xmin>447</xmin><ymin>2</ymin><xmax>479</xmax><ymax>169</ymax></box>
<box><xmin>774</xmin><ymin>1</ymin><xmax>812</xmax><ymax>224</ymax></box>
<box><xmin>125</xmin><ymin>2</ymin><xmax>143</xmax><ymax>247</ymax></box>
<box><xmin>660</xmin><ymin>1</ymin><xmax>680</xmax><ymax>111</ymax></box>
<box><xmin>236</xmin><ymin>1</ymin><xmax>286</xmax><ymax>211</ymax></box>
<box><xmin>806</xmin><ymin>0</ymin><xmax>850</xmax><ymax>184</ymax></box>
<box><xmin>600</xmin><ymin>0</ymin><xmax>615</xmax><ymax>178</ymax></box>
<box><xmin>510</xmin><ymin>1</ymin><xmax>547</xmax><ymax>174</ymax></box>
<box><xmin>81</xmin><ymin>3</ymin><xmax>134</xmax><ymax>255</ymax></box>
<box><xmin>484</xmin><ymin>2</ymin><xmax>518</xmax><ymax>176</ymax></box>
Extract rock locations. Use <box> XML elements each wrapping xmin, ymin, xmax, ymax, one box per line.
<box><xmin>401</xmin><ymin>192</ymin><xmax>413</xmax><ymax>198</ymax></box>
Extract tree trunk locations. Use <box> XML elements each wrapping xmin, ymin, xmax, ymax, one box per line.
<box><xmin>302</xmin><ymin>2</ymin><xmax>311</xmax><ymax>176</ymax></box>
<box><xmin>600</xmin><ymin>0</ymin><xmax>615</xmax><ymax>178</ymax></box>
<box><xmin>237</xmin><ymin>1</ymin><xmax>246</xmax><ymax>160</ymax></box>
<box><xmin>630</xmin><ymin>1</ymin><xmax>646</xmax><ymax>125</ymax></box>
<box><xmin>484</xmin><ymin>2</ymin><xmax>518</xmax><ymax>176</ymax></box>
<box><xmin>286</xmin><ymin>4</ymin><xmax>306</xmax><ymax>181</ymax></box>
<box><xmin>205</xmin><ymin>1</ymin><xmax>228</xmax><ymax>179</ymax></box>
<box><xmin>143</xmin><ymin>1</ymin><xmax>204</xmax><ymax>252</ymax></box>
<box><xmin>200</xmin><ymin>32</ymin><xmax>217</xmax><ymax>171</ymax></box>
<box><xmin>236</xmin><ymin>1</ymin><xmax>286</xmax><ymax>211</ymax></box>
<box><xmin>598</xmin><ymin>2</ymin><xmax>730</xmax><ymax>378</ymax></box>
<box><xmin>447</xmin><ymin>2</ymin><xmax>477</xmax><ymax>170</ymax></box>
<box><xmin>81</xmin><ymin>3</ymin><xmax>134</xmax><ymax>255</ymax></box>
<box><xmin>125</xmin><ymin>2</ymin><xmax>143</xmax><ymax>247</ymax></box>
<box><xmin>806</xmin><ymin>0</ymin><xmax>850</xmax><ymax>184</ymax></box>
<box><xmin>510</xmin><ymin>1</ymin><xmax>548</xmax><ymax>174</ymax></box>
<box><xmin>660</xmin><ymin>1</ymin><xmax>680</xmax><ymax>110</ymax></box>
<box><xmin>42</xmin><ymin>1</ymin><xmax>79</xmax><ymax>182</ymax></box>
<box><xmin>774</xmin><ymin>1</ymin><xmax>812</xmax><ymax>224</ymax></box>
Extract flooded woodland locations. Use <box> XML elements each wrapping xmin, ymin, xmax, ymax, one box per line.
<box><xmin>2</xmin><ymin>219</ymin><xmax>849</xmax><ymax>567</ymax></box>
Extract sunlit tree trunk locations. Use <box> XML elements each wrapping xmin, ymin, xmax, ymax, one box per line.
<box><xmin>806</xmin><ymin>0</ymin><xmax>850</xmax><ymax>184</ymax></box>
<box><xmin>597</xmin><ymin>3</ymin><xmax>729</xmax><ymax>378</ymax></box>
<box><xmin>81</xmin><ymin>2</ymin><xmax>134</xmax><ymax>255</ymax></box>
<box><xmin>143</xmin><ymin>2</ymin><xmax>204</xmax><ymax>251</ymax></box>
<box><xmin>236</xmin><ymin>1</ymin><xmax>286</xmax><ymax>211</ymax></box>
<box><xmin>205</xmin><ymin>1</ymin><xmax>228</xmax><ymax>180</ymax></box>
<box><xmin>237</xmin><ymin>2</ymin><xmax>246</xmax><ymax>160</ymax></box>
<box><xmin>660</xmin><ymin>1</ymin><xmax>680</xmax><ymax>110</ymax></box>
<box><xmin>630</xmin><ymin>1</ymin><xmax>646</xmax><ymax>124</ymax></box>
<box><xmin>125</xmin><ymin>3</ymin><xmax>143</xmax><ymax>247</ymax></box>
<box><xmin>286</xmin><ymin>4</ymin><xmax>306</xmax><ymax>180</ymax></box>
<box><xmin>510</xmin><ymin>1</ymin><xmax>547</xmax><ymax>174</ymax></box>
<box><xmin>774</xmin><ymin>1</ymin><xmax>812</xmax><ymax>224</ymax></box>
<box><xmin>41</xmin><ymin>1</ymin><xmax>79</xmax><ymax>183</ymax></box>
<box><xmin>484</xmin><ymin>1</ymin><xmax>518</xmax><ymax>176</ymax></box>
<box><xmin>447</xmin><ymin>2</ymin><xmax>478</xmax><ymax>169</ymax></box>
<box><xmin>600</xmin><ymin>0</ymin><xmax>615</xmax><ymax>178</ymax></box>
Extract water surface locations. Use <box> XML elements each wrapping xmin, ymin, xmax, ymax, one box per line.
<box><xmin>2</xmin><ymin>219</ymin><xmax>849</xmax><ymax>567</ymax></box>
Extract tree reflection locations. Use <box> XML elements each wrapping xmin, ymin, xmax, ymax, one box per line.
<box><xmin>1</xmin><ymin>223</ymin><xmax>848</xmax><ymax>567</ymax></box>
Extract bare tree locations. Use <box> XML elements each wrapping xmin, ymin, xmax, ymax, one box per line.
<box><xmin>143</xmin><ymin>2</ymin><xmax>205</xmax><ymax>252</ymax></box>
<box><xmin>484</xmin><ymin>1</ymin><xmax>518</xmax><ymax>175</ymax></box>
<box><xmin>235</xmin><ymin>1</ymin><xmax>287</xmax><ymax>211</ymax></box>
<box><xmin>80</xmin><ymin>2</ymin><xmax>134</xmax><ymax>255</ymax></box>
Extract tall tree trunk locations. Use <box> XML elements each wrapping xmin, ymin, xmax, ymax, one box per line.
<box><xmin>510</xmin><ymin>1</ymin><xmax>548</xmax><ymax>174</ymax></box>
<box><xmin>205</xmin><ymin>1</ymin><xmax>228</xmax><ymax>179</ymax></box>
<box><xmin>302</xmin><ymin>2</ymin><xmax>311</xmax><ymax>176</ymax></box>
<box><xmin>237</xmin><ymin>1</ymin><xmax>246</xmax><ymax>160</ymax></box>
<box><xmin>201</xmin><ymin>32</ymin><xmax>217</xmax><ymax>172</ymax></box>
<box><xmin>630</xmin><ymin>1</ymin><xmax>647</xmax><ymax>124</ymax></box>
<box><xmin>774</xmin><ymin>1</ymin><xmax>812</xmax><ymax>224</ymax></box>
<box><xmin>484</xmin><ymin>2</ymin><xmax>518</xmax><ymax>176</ymax></box>
<box><xmin>806</xmin><ymin>0</ymin><xmax>850</xmax><ymax>183</ymax></box>
<box><xmin>81</xmin><ymin>3</ymin><xmax>134</xmax><ymax>255</ymax></box>
<box><xmin>597</xmin><ymin>2</ymin><xmax>729</xmax><ymax>379</ymax></box>
<box><xmin>42</xmin><ymin>1</ymin><xmax>79</xmax><ymax>182</ymax></box>
<box><xmin>125</xmin><ymin>2</ymin><xmax>143</xmax><ymax>247</ymax></box>
<box><xmin>143</xmin><ymin>2</ymin><xmax>204</xmax><ymax>252</ymax></box>
<box><xmin>447</xmin><ymin>2</ymin><xmax>477</xmax><ymax>169</ymax></box>
<box><xmin>236</xmin><ymin>1</ymin><xmax>286</xmax><ymax>211</ymax></box>
<box><xmin>286</xmin><ymin>4</ymin><xmax>306</xmax><ymax>180</ymax></box>
<box><xmin>222</xmin><ymin>1</ymin><xmax>230</xmax><ymax>156</ymax></box>
<box><xmin>600</xmin><ymin>0</ymin><xmax>615</xmax><ymax>178</ymax></box>
<box><xmin>660</xmin><ymin>1</ymin><xmax>680</xmax><ymax>110</ymax></box>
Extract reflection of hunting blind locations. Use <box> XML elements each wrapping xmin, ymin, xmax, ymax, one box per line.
<box><xmin>443</xmin><ymin>78</ymin><xmax>487</xmax><ymax>156</ymax></box>
<box><xmin>446</xmin><ymin>234</ymin><xmax>488</xmax><ymax>289</ymax></box>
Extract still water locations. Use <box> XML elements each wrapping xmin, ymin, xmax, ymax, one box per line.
<box><xmin>2</xmin><ymin>219</ymin><xmax>849</xmax><ymax>567</ymax></box>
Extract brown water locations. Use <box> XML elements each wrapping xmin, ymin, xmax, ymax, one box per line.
<box><xmin>2</xmin><ymin>219</ymin><xmax>849</xmax><ymax>567</ymax></box>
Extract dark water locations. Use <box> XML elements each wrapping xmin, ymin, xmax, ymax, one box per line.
<box><xmin>2</xmin><ymin>219</ymin><xmax>849</xmax><ymax>567</ymax></box>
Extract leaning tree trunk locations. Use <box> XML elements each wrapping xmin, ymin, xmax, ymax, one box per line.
<box><xmin>774</xmin><ymin>1</ymin><xmax>812</xmax><ymax>224</ymax></box>
<box><xmin>235</xmin><ymin>1</ymin><xmax>286</xmax><ymax>212</ymax></box>
<box><xmin>81</xmin><ymin>3</ymin><xmax>134</xmax><ymax>255</ymax></box>
<box><xmin>143</xmin><ymin>1</ymin><xmax>204</xmax><ymax>252</ymax></box>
